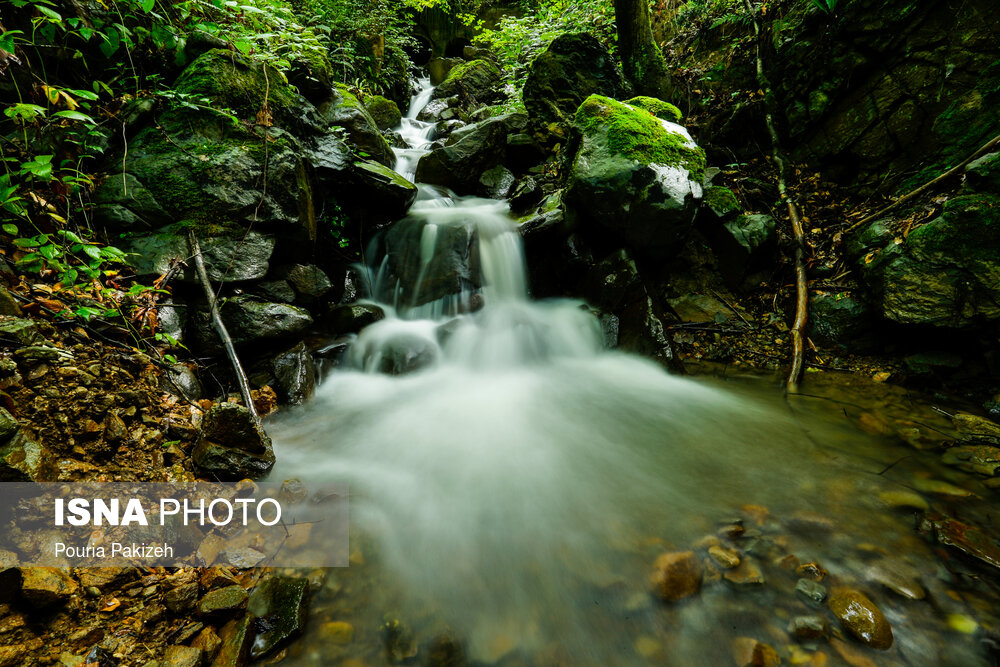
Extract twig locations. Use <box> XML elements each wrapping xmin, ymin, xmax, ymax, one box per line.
<box><xmin>742</xmin><ymin>0</ymin><xmax>808</xmax><ymax>393</ymax></box>
<box><xmin>844</xmin><ymin>132</ymin><xmax>1000</xmax><ymax>235</ymax></box>
<box><xmin>187</xmin><ymin>231</ymin><xmax>258</xmax><ymax>420</ymax></box>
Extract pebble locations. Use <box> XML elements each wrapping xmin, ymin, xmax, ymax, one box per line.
<box><xmin>876</xmin><ymin>490</ymin><xmax>929</xmax><ymax>511</ymax></box>
<box><xmin>789</xmin><ymin>615</ymin><xmax>828</xmax><ymax>640</ymax></box>
<box><xmin>648</xmin><ymin>551</ymin><xmax>702</xmax><ymax>602</ymax></box>
<box><xmin>319</xmin><ymin>621</ymin><xmax>354</xmax><ymax>645</ymax></box>
<box><xmin>795</xmin><ymin>578</ymin><xmax>827</xmax><ymax>605</ymax></box>
<box><xmin>795</xmin><ymin>562</ymin><xmax>827</xmax><ymax>581</ymax></box>
<box><xmin>828</xmin><ymin>587</ymin><xmax>893</xmax><ymax>650</ymax></box>
<box><xmin>709</xmin><ymin>545</ymin><xmax>741</xmax><ymax>569</ymax></box>
<box><xmin>865</xmin><ymin>561</ymin><xmax>926</xmax><ymax>600</ymax></box>
<box><xmin>732</xmin><ymin>637</ymin><xmax>781</xmax><ymax>667</ymax></box>
<box><xmin>723</xmin><ymin>559</ymin><xmax>765</xmax><ymax>587</ymax></box>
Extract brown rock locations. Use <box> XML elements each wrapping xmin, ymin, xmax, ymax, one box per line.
<box><xmin>192</xmin><ymin>626</ymin><xmax>222</xmax><ymax>661</ymax></box>
<box><xmin>163</xmin><ymin>645</ymin><xmax>202</xmax><ymax>667</ymax></box>
<box><xmin>164</xmin><ymin>581</ymin><xmax>199</xmax><ymax>613</ymax></box>
<box><xmin>789</xmin><ymin>615</ymin><xmax>827</xmax><ymax>640</ymax></box>
<box><xmin>828</xmin><ymin>587</ymin><xmax>893</xmax><ymax>650</ymax></box>
<box><xmin>320</xmin><ymin>621</ymin><xmax>355</xmax><ymax>645</ymax></box>
<box><xmin>829</xmin><ymin>638</ymin><xmax>878</xmax><ymax>667</ymax></box>
<box><xmin>724</xmin><ymin>559</ymin><xmax>765</xmax><ymax>587</ymax></box>
<box><xmin>648</xmin><ymin>551</ymin><xmax>702</xmax><ymax>602</ymax></box>
<box><xmin>708</xmin><ymin>545</ymin><xmax>741</xmax><ymax>569</ymax></box>
<box><xmin>197</xmin><ymin>585</ymin><xmax>248</xmax><ymax>617</ymax></box>
<box><xmin>732</xmin><ymin>637</ymin><xmax>781</xmax><ymax>667</ymax></box>
<box><xmin>20</xmin><ymin>567</ymin><xmax>78</xmax><ymax>607</ymax></box>
<box><xmin>795</xmin><ymin>562</ymin><xmax>827</xmax><ymax>582</ymax></box>
<box><xmin>214</xmin><ymin>616</ymin><xmax>253</xmax><ymax>667</ymax></box>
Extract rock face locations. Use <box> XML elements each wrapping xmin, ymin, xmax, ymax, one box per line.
<box><xmin>523</xmin><ymin>33</ymin><xmax>626</xmax><ymax>132</ymax></box>
<box><xmin>192</xmin><ymin>403</ymin><xmax>274</xmax><ymax>480</ymax></box>
<box><xmin>862</xmin><ymin>195</ymin><xmax>1000</xmax><ymax>327</ymax></box>
<box><xmin>380</xmin><ymin>217</ymin><xmax>479</xmax><ymax>307</ymax></box>
<box><xmin>432</xmin><ymin>59</ymin><xmax>503</xmax><ymax>104</ymax></box>
<box><xmin>828</xmin><ymin>586</ymin><xmax>894</xmax><ymax>650</ymax></box>
<box><xmin>564</xmin><ymin>95</ymin><xmax>707</xmax><ymax>258</ymax></box>
<box><xmin>247</xmin><ymin>576</ymin><xmax>310</xmax><ymax>659</ymax></box>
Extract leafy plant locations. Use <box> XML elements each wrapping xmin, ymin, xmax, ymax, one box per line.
<box><xmin>808</xmin><ymin>0</ymin><xmax>839</xmax><ymax>12</ymax></box>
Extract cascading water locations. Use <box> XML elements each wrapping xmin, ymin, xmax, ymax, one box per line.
<box><xmin>270</xmin><ymin>79</ymin><xmax>994</xmax><ymax>665</ymax></box>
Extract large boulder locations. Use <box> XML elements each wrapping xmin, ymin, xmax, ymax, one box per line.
<box><xmin>432</xmin><ymin>59</ymin><xmax>503</xmax><ymax>105</ymax></box>
<box><xmin>564</xmin><ymin>95</ymin><xmax>707</xmax><ymax>258</ymax></box>
<box><xmin>415</xmin><ymin>115</ymin><xmax>523</xmax><ymax>192</ymax></box>
<box><xmin>364</xmin><ymin>95</ymin><xmax>402</xmax><ymax>131</ymax></box>
<box><xmin>862</xmin><ymin>194</ymin><xmax>1000</xmax><ymax>327</ymax></box>
<box><xmin>319</xmin><ymin>84</ymin><xmax>394</xmax><ymax>167</ymax></box>
<box><xmin>192</xmin><ymin>296</ymin><xmax>313</xmax><ymax>352</ymax></box>
<box><xmin>379</xmin><ymin>218</ymin><xmax>480</xmax><ymax>307</ymax></box>
<box><xmin>343</xmin><ymin>160</ymin><xmax>418</xmax><ymax>219</ymax></box>
<box><xmin>523</xmin><ymin>33</ymin><xmax>626</xmax><ymax>132</ymax></box>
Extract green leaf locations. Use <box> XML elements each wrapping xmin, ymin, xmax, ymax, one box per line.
<box><xmin>140</xmin><ymin>0</ymin><xmax>155</xmax><ymax>11</ymax></box>
<box><xmin>67</xmin><ymin>88</ymin><xmax>99</xmax><ymax>100</ymax></box>
<box><xmin>62</xmin><ymin>268</ymin><xmax>79</xmax><ymax>285</ymax></box>
<box><xmin>81</xmin><ymin>244</ymin><xmax>102</xmax><ymax>260</ymax></box>
<box><xmin>99</xmin><ymin>26</ymin><xmax>120</xmax><ymax>57</ymax></box>
<box><xmin>36</xmin><ymin>5</ymin><xmax>62</xmax><ymax>21</ymax></box>
<box><xmin>2</xmin><ymin>224</ymin><xmax>18</xmax><ymax>235</ymax></box>
<box><xmin>53</xmin><ymin>110</ymin><xmax>96</xmax><ymax>124</ymax></box>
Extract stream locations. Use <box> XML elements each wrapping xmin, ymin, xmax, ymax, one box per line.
<box><xmin>267</xmin><ymin>79</ymin><xmax>1000</xmax><ymax>665</ymax></box>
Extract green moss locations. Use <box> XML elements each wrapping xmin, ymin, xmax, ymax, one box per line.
<box><xmin>908</xmin><ymin>194</ymin><xmax>1000</xmax><ymax>262</ymax></box>
<box><xmin>625</xmin><ymin>96</ymin><xmax>683</xmax><ymax>123</ymax></box>
<box><xmin>703</xmin><ymin>186</ymin><xmax>740</xmax><ymax>217</ymax></box>
<box><xmin>364</xmin><ymin>95</ymin><xmax>401</xmax><ymax>130</ymax></box>
<box><xmin>575</xmin><ymin>95</ymin><xmax>705</xmax><ymax>180</ymax></box>
<box><xmin>444</xmin><ymin>59</ymin><xmax>501</xmax><ymax>84</ymax></box>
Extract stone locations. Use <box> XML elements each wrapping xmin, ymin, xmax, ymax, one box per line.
<box><xmin>952</xmin><ymin>412</ymin><xmax>1000</xmax><ymax>445</ymax></box>
<box><xmin>523</xmin><ymin>33</ymin><xmax>625</xmax><ymax>131</ymax></box>
<box><xmin>477</xmin><ymin>165</ymin><xmax>516</xmax><ymax>199</ymax></box>
<box><xmin>668</xmin><ymin>294</ymin><xmax>734</xmax><ymax>324</ymax></box>
<box><xmin>247</xmin><ymin>576</ymin><xmax>310</xmax><ymax>659</ymax></box>
<box><xmin>343</xmin><ymin>159</ymin><xmax>418</xmax><ymax>220</ymax></box>
<box><xmin>379</xmin><ymin>216</ymin><xmax>479</xmax><ymax>306</ymax></box>
<box><xmin>194</xmin><ymin>297</ymin><xmax>313</xmax><ymax>353</ymax></box>
<box><xmin>162</xmin><ymin>646</ymin><xmax>202</xmax><ymax>667</ymax></box>
<box><xmin>320</xmin><ymin>621</ymin><xmax>354</xmax><ymax>645</ymax></box>
<box><xmin>807</xmin><ymin>291</ymin><xmax>872</xmax><ymax>347</ymax></box>
<box><xmin>0</xmin><ymin>432</ymin><xmax>51</xmax><ymax>482</ymax></box>
<box><xmin>941</xmin><ymin>444</ymin><xmax>1000</xmax><ymax>476</ymax></box>
<box><xmin>0</xmin><ymin>317</ymin><xmax>43</xmax><ymax>345</ymax></box>
<box><xmin>732</xmin><ymin>637</ymin><xmax>781</xmax><ymax>667</ymax></box>
<box><xmin>0</xmin><ymin>408</ymin><xmax>18</xmax><ymax>441</ymax></box>
<box><xmin>271</xmin><ymin>342</ymin><xmax>315</xmax><ymax>405</ymax></box>
<box><xmin>364</xmin><ymin>95</ymin><xmax>402</xmax><ymax>130</ymax></box>
<box><xmin>708</xmin><ymin>545</ymin><xmax>741</xmax><ymax>569</ymax></box>
<box><xmin>865</xmin><ymin>560</ymin><xmax>926</xmax><ymax>600</ymax></box>
<box><xmin>191</xmin><ymin>626</ymin><xmax>222</xmax><ymax>661</ymax></box>
<box><xmin>415</xmin><ymin>115</ymin><xmax>512</xmax><ymax>193</ymax></box>
<box><xmin>197</xmin><ymin>584</ymin><xmax>248</xmax><ymax>617</ymax></box>
<box><xmin>789</xmin><ymin>615</ymin><xmax>828</xmax><ymax>640</ymax></box>
<box><xmin>320</xmin><ymin>84</ymin><xmax>394</xmax><ymax>167</ymax></box>
<box><xmin>161</xmin><ymin>364</ymin><xmax>203</xmax><ymax>402</ymax></box>
<box><xmin>0</xmin><ymin>287</ymin><xmax>21</xmax><ymax>317</ymax></box>
<box><xmin>326</xmin><ymin>303</ymin><xmax>385</xmax><ymax>333</ymax></box>
<box><xmin>701</xmin><ymin>186</ymin><xmax>740</xmax><ymax>221</ymax></box>
<box><xmin>279</xmin><ymin>264</ymin><xmax>332</xmax><ymax>304</ymax></box>
<box><xmin>213</xmin><ymin>616</ymin><xmax>253</xmax><ymax>667</ymax></box>
<box><xmin>432</xmin><ymin>59</ymin><xmax>503</xmax><ymax>104</ymax></box>
<box><xmin>828</xmin><ymin>586</ymin><xmax>893</xmax><ymax>650</ymax></box>
<box><xmin>564</xmin><ymin>95</ymin><xmax>706</xmax><ymax>258</ymax></box>
<box><xmin>862</xmin><ymin>194</ymin><xmax>1000</xmax><ymax>327</ymax></box>
<box><xmin>625</xmin><ymin>96</ymin><xmax>683</xmax><ymax>123</ymax></box>
<box><xmin>723</xmin><ymin>559</ymin><xmax>765</xmax><ymax>587</ymax></box>
<box><xmin>648</xmin><ymin>551</ymin><xmax>702</xmax><ymax>602</ymax></box>
<box><xmin>20</xmin><ymin>567</ymin><xmax>78</xmax><ymax>607</ymax></box>
<box><xmin>965</xmin><ymin>151</ymin><xmax>1000</xmax><ymax>193</ymax></box>
<box><xmin>192</xmin><ymin>403</ymin><xmax>274</xmax><ymax>480</ymax></box>
<box><xmin>877</xmin><ymin>490</ymin><xmax>929</xmax><ymax>511</ymax></box>
<box><xmin>708</xmin><ymin>214</ymin><xmax>777</xmax><ymax>289</ymax></box>
<box><xmin>795</xmin><ymin>578</ymin><xmax>827</xmax><ymax>605</ymax></box>
<box><xmin>164</xmin><ymin>581</ymin><xmax>199</xmax><ymax>613</ymax></box>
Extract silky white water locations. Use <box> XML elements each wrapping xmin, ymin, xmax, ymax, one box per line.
<box><xmin>264</xmin><ymin>79</ymin><xmax>975</xmax><ymax>665</ymax></box>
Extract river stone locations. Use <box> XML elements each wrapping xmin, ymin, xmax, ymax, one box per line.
<box><xmin>415</xmin><ymin>115</ymin><xmax>510</xmax><ymax>193</ymax></box>
<box><xmin>247</xmin><ymin>576</ymin><xmax>310</xmax><ymax>659</ymax></box>
<box><xmin>862</xmin><ymin>194</ymin><xmax>1000</xmax><ymax>327</ymax></box>
<box><xmin>161</xmin><ymin>363</ymin><xmax>204</xmax><ymax>402</ymax></box>
<box><xmin>0</xmin><ymin>432</ymin><xmax>51</xmax><ymax>482</ymax></box>
<box><xmin>941</xmin><ymin>444</ymin><xmax>1000</xmax><ymax>476</ymax></box>
<box><xmin>319</xmin><ymin>84</ymin><xmax>394</xmax><ymax>167</ymax></box>
<box><xmin>326</xmin><ymin>303</ymin><xmax>386</xmax><ymax>333</ymax></box>
<box><xmin>723</xmin><ymin>558</ymin><xmax>765</xmax><ymax>587</ymax></box>
<box><xmin>432</xmin><ymin>59</ymin><xmax>503</xmax><ymax>104</ymax></box>
<box><xmin>0</xmin><ymin>317</ymin><xmax>43</xmax><ymax>345</ymax></box>
<box><xmin>965</xmin><ymin>152</ymin><xmax>1000</xmax><ymax>193</ymax></box>
<box><xmin>795</xmin><ymin>578</ymin><xmax>827</xmax><ymax>605</ymax></box>
<box><xmin>214</xmin><ymin>616</ymin><xmax>253</xmax><ymax>667</ymax></box>
<box><xmin>380</xmin><ymin>217</ymin><xmax>479</xmax><ymax>306</ymax></box>
<box><xmin>648</xmin><ymin>551</ymin><xmax>702</xmax><ymax>602</ymax></box>
<box><xmin>564</xmin><ymin>95</ymin><xmax>706</xmax><ymax>259</ymax></box>
<box><xmin>164</xmin><ymin>581</ymin><xmax>199</xmax><ymax>613</ymax></box>
<box><xmin>279</xmin><ymin>264</ymin><xmax>332</xmax><ymax>304</ymax></box>
<box><xmin>828</xmin><ymin>586</ymin><xmax>894</xmax><ymax>649</ymax></box>
<box><xmin>364</xmin><ymin>95</ymin><xmax>402</xmax><ymax>130</ymax></box>
<box><xmin>162</xmin><ymin>646</ymin><xmax>202</xmax><ymax>667</ymax></box>
<box><xmin>789</xmin><ymin>615</ymin><xmax>828</xmax><ymax>640</ymax></box>
<box><xmin>218</xmin><ymin>296</ymin><xmax>313</xmax><ymax>346</ymax></box>
<box><xmin>271</xmin><ymin>342</ymin><xmax>315</xmax><ymax>405</ymax></box>
<box><xmin>123</xmin><ymin>224</ymin><xmax>276</xmax><ymax>284</ymax></box>
<box><xmin>477</xmin><ymin>165</ymin><xmax>516</xmax><ymax>199</ymax></box>
<box><xmin>344</xmin><ymin>159</ymin><xmax>418</xmax><ymax>219</ymax></box>
<box><xmin>732</xmin><ymin>637</ymin><xmax>780</xmax><ymax>667</ymax></box>
<box><xmin>0</xmin><ymin>408</ymin><xmax>18</xmax><ymax>442</ymax></box>
<box><xmin>952</xmin><ymin>412</ymin><xmax>1000</xmax><ymax>445</ymax></box>
<box><xmin>192</xmin><ymin>403</ymin><xmax>274</xmax><ymax>480</ymax></box>
<box><xmin>20</xmin><ymin>567</ymin><xmax>78</xmax><ymax>607</ymax></box>
<box><xmin>523</xmin><ymin>33</ymin><xmax>625</xmax><ymax>132</ymax></box>
<box><xmin>198</xmin><ymin>584</ymin><xmax>248</xmax><ymax>617</ymax></box>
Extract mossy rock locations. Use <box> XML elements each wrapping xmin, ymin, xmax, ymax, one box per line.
<box><xmin>564</xmin><ymin>95</ymin><xmax>707</xmax><ymax>258</ymax></box>
<box><xmin>287</xmin><ymin>51</ymin><xmax>334</xmax><ymax>104</ymax></box>
<box><xmin>365</xmin><ymin>95</ymin><xmax>402</xmax><ymax>131</ymax></box>
<box><xmin>702</xmin><ymin>186</ymin><xmax>740</xmax><ymax>220</ymax></box>
<box><xmin>965</xmin><ymin>152</ymin><xmax>1000</xmax><ymax>194</ymax></box>
<box><xmin>432</xmin><ymin>59</ymin><xmax>503</xmax><ymax>104</ymax></box>
<box><xmin>863</xmin><ymin>194</ymin><xmax>1000</xmax><ymax>326</ymax></box>
<box><xmin>319</xmin><ymin>84</ymin><xmax>394</xmax><ymax>167</ymax></box>
<box><xmin>626</xmin><ymin>96</ymin><xmax>683</xmax><ymax>123</ymax></box>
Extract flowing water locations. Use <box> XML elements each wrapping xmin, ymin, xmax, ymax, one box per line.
<box><xmin>269</xmin><ymin>79</ymin><xmax>1000</xmax><ymax>665</ymax></box>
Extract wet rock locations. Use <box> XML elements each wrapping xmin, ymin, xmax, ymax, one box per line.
<box><xmin>951</xmin><ymin>412</ymin><xmax>1000</xmax><ymax>445</ymax></box>
<box><xmin>648</xmin><ymin>551</ymin><xmax>702</xmax><ymax>602</ymax></box>
<box><xmin>432</xmin><ymin>59</ymin><xmax>503</xmax><ymax>105</ymax></box>
<box><xmin>705</xmin><ymin>214</ymin><xmax>777</xmax><ymax>290</ymax></box>
<box><xmin>0</xmin><ymin>317</ymin><xmax>42</xmax><ymax>345</ymax></box>
<box><xmin>789</xmin><ymin>615</ymin><xmax>828</xmax><ymax>640</ymax></box>
<box><xmin>365</xmin><ymin>95</ymin><xmax>402</xmax><ymax>131</ymax></box>
<box><xmin>829</xmin><ymin>637</ymin><xmax>878</xmax><ymax>667</ymax></box>
<box><xmin>477</xmin><ymin>165</ymin><xmax>516</xmax><ymax>199</ymax></box>
<box><xmin>925</xmin><ymin>515</ymin><xmax>1000</xmax><ymax>569</ymax></box>
<box><xmin>162</xmin><ymin>646</ymin><xmax>201</xmax><ymax>667</ymax></box>
<box><xmin>964</xmin><ymin>151</ymin><xmax>1000</xmax><ymax>193</ymax></box>
<box><xmin>668</xmin><ymin>294</ymin><xmax>734</xmax><ymax>324</ymax></box>
<box><xmin>326</xmin><ymin>303</ymin><xmax>385</xmax><ymax>333</ymax></box>
<box><xmin>0</xmin><ymin>432</ymin><xmax>51</xmax><ymax>482</ymax></box>
<box><xmin>876</xmin><ymin>489</ymin><xmax>929</xmax><ymax>512</ymax></box>
<box><xmin>271</xmin><ymin>342</ymin><xmax>315</xmax><ymax>405</ymax></box>
<box><xmin>731</xmin><ymin>637</ymin><xmax>780</xmax><ymax>667</ymax></box>
<box><xmin>164</xmin><ymin>581</ymin><xmax>199</xmax><ymax>613</ymax></box>
<box><xmin>247</xmin><ymin>576</ymin><xmax>310</xmax><ymax>659</ymax></box>
<box><xmin>214</xmin><ymin>616</ymin><xmax>253</xmax><ymax>667</ymax></box>
<box><xmin>320</xmin><ymin>84</ymin><xmax>394</xmax><ymax>167</ymax></box>
<box><xmin>564</xmin><ymin>95</ymin><xmax>706</xmax><ymax>259</ymax></box>
<box><xmin>425</xmin><ymin>631</ymin><xmax>466</xmax><ymax>667</ymax></box>
<box><xmin>256</xmin><ymin>280</ymin><xmax>297</xmax><ymax>304</ymax></box>
<box><xmin>862</xmin><ymin>194</ymin><xmax>1000</xmax><ymax>327</ymax></box>
<box><xmin>198</xmin><ymin>585</ymin><xmax>248</xmax><ymax>617</ymax></box>
<box><xmin>807</xmin><ymin>292</ymin><xmax>872</xmax><ymax>348</ymax></box>
<box><xmin>708</xmin><ymin>545</ymin><xmax>741</xmax><ymax>569</ymax></box>
<box><xmin>723</xmin><ymin>559</ymin><xmax>765</xmax><ymax>587</ymax></box>
<box><xmin>380</xmin><ymin>217</ymin><xmax>479</xmax><ymax>306</ymax></box>
<box><xmin>795</xmin><ymin>578</ymin><xmax>827</xmax><ymax>605</ymax></box>
<box><xmin>865</xmin><ymin>560</ymin><xmax>926</xmax><ymax>600</ymax></box>
<box><xmin>415</xmin><ymin>115</ymin><xmax>511</xmax><ymax>193</ymax></box>
<box><xmin>523</xmin><ymin>33</ymin><xmax>625</xmax><ymax>131</ymax></box>
<box><xmin>279</xmin><ymin>264</ymin><xmax>332</xmax><ymax>304</ymax></box>
<box><xmin>796</xmin><ymin>561</ymin><xmax>828</xmax><ymax>581</ymax></box>
<box><xmin>319</xmin><ymin>621</ymin><xmax>354</xmax><ymax>645</ymax></box>
<box><xmin>222</xmin><ymin>296</ymin><xmax>313</xmax><ymax>345</ymax></box>
<box><xmin>941</xmin><ymin>444</ymin><xmax>1000</xmax><ymax>476</ymax></box>
<box><xmin>161</xmin><ymin>364</ymin><xmax>203</xmax><ymax>402</ymax></box>
<box><xmin>191</xmin><ymin>626</ymin><xmax>222</xmax><ymax>661</ymax></box>
<box><xmin>828</xmin><ymin>586</ymin><xmax>893</xmax><ymax>650</ymax></box>
<box><xmin>509</xmin><ymin>177</ymin><xmax>544</xmax><ymax>216</ymax></box>
<box><xmin>20</xmin><ymin>567</ymin><xmax>78</xmax><ymax>607</ymax></box>
<box><xmin>123</xmin><ymin>225</ymin><xmax>276</xmax><ymax>284</ymax></box>
<box><xmin>344</xmin><ymin>159</ymin><xmax>418</xmax><ymax>220</ymax></box>
<box><xmin>192</xmin><ymin>403</ymin><xmax>274</xmax><ymax>480</ymax></box>
<box><xmin>0</xmin><ymin>408</ymin><xmax>18</xmax><ymax>441</ymax></box>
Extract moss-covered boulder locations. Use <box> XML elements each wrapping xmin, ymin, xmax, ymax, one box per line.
<box><xmin>862</xmin><ymin>194</ymin><xmax>1000</xmax><ymax>326</ymax></box>
<box><xmin>564</xmin><ymin>95</ymin><xmax>707</xmax><ymax>257</ymax></box>
<box><xmin>432</xmin><ymin>59</ymin><xmax>503</xmax><ymax>104</ymax></box>
<box><xmin>701</xmin><ymin>186</ymin><xmax>740</xmax><ymax>220</ymax></box>
<box><xmin>365</xmin><ymin>95</ymin><xmax>402</xmax><ymax>130</ymax></box>
<box><xmin>319</xmin><ymin>84</ymin><xmax>394</xmax><ymax>167</ymax></box>
<box><xmin>808</xmin><ymin>291</ymin><xmax>873</xmax><ymax>348</ymax></box>
<box><xmin>965</xmin><ymin>152</ymin><xmax>1000</xmax><ymax>194</ymax></box>
<box><xmin>344</xmin><ymin>160</ymin><xmax>418</xmax><ymax>219</ymax></box>
<box><xmin>414</xmin><ymin>115</ymin><xmax>513</xmax><ymax>193</ymax></box>
<box><xmin>626</xmin><ymin>96</ymin><xmax>683</xmax><ymax>123</ymax></box>
<box><xmin>523</xmin><ymin>33</ymin><xmax>625</xmax><ymax>133</ymax></box>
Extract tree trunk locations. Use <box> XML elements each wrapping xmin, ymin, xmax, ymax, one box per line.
<box><xmin>614</xmin><ymin>0</ymin><xmax>674</xmax><ymax>99</ymax></box>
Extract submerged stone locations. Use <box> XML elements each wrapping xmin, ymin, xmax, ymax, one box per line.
<box><xmin>248</xmin><ymin>576</ymin><xmax>310</xmax><ymax>659</ymax></box>
<box><xmin>648</xmin><ymin>551</ymin><xmax>702</xmax><ymax>602</ymax></box>
<box><xmin>828</xmin><ymin>586</ymin><xmax>894</xmax><ymax>650</ymax></box>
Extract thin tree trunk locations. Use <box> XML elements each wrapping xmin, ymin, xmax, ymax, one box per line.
<box><xmin>614</xmin><ymin>0</ymin><xmax>674</xmax><ymax>99</ymax></box>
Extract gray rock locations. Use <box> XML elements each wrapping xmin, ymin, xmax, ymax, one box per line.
<box><xmin>280</xmin><ymin>264</ymin><xmax>332</xmax><ymax>304</ymax></box>
<box><xmin>416</xmin><ymin>116</ymin><xmax>511</xmax><ymax>193</ymax></box>
<box><xmin>218</xmin><ymin>296</ymin><xmax>313</xmax><ymax>346</ymax></box>
<box><xmin>344</xmin><ymin>160</ymin><xmax>418</xmax><ymax>219</ymax></box>
<box><xmin>326</xmin><ymin>303</ymin><xmax>385</xmax><ymax>333</ymax></box>
<box><xmin>477</xmin><ymin>165</ymin><xmax>516</xmax><ymax>199</ymax></box>
<box><xmin>247</xmin><ymin>577</ymin><xmax>310</xmax><ymax>659</ymax></box>
<box><xmin>380</xmin><ymin>218</ymin><xmax>479</xmax><ymax>306</ymax></box>
<box><xmin>161</xmin><ymin>364</ymin><xmax>204</xmax><ymax>402</ymax></box>
<box><xmin>256</xmin><ymin>280</ymin><xmax>297</xmax><ymax>303</ymax></box>
<box><xmin>964</xmin><ymin>151</ymin><xmax>1000</xmax><ymax>193</ymax></box>
<box><xmin>319</xmin><ymin>85</ymin><xmax>394</xmax><ymax>167</ymax></box>
<box><xmin>707</xmin><ymin>213</ymin><xmax>777</xmax><ymax>289</ymax></box>
<box><xmin>795</xmin><ymin>578</ymin><xmax>827</xmax><ymax>605</ymax></box>
<box><xmin>271</xmin><ymin>343</ymin><xmax>315</xmax><ymax>405</ymax></box>
<box><xmin>192</xmin><ymin>403</ymin><xmax>274</xmax><ymax>480</ymax></box>
<box><xmin>0</xmin><ymin>317</ymin><xmax>43</xmax><ymax>345</ymax></box>
<box><xmin>807</xmin><ymin>292</ymin><xmax>872</xmax><ymax>347</ymax></box>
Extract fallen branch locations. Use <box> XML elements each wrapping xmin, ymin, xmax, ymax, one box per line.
<box><xmin>845</xmin><ymin>132</ymin><xmax>1000</xmax><ymax>234</ymax></box>
<box><xmin>187</xmin><ymin>231</ymin><xmax>259</xmax><ymax>420</ymax></box>
<box><xmin>741</xmin><ymin>0</ymin><xmax>808</xmax><ymax>393</ymax></box>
